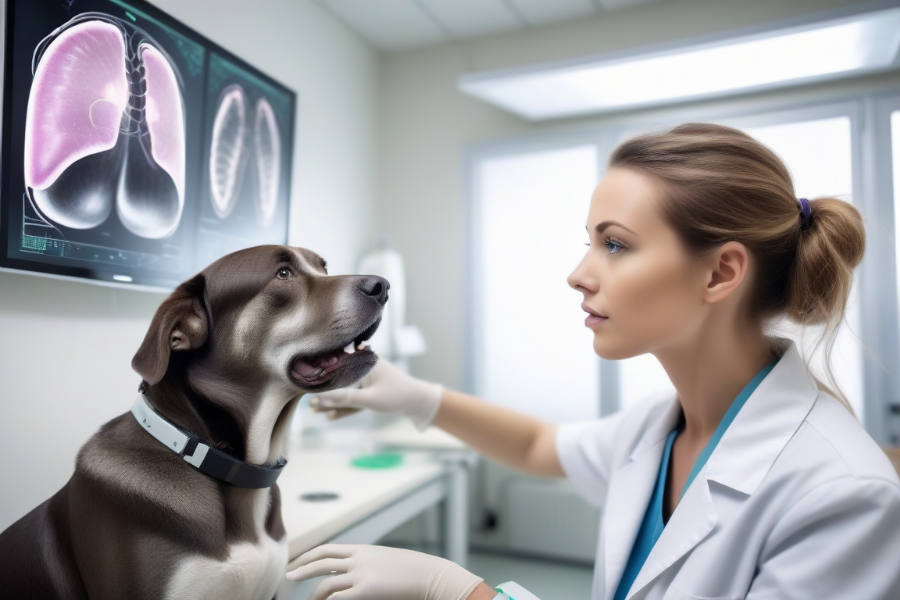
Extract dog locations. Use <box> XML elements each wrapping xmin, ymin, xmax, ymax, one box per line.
<box><xmin>0</xmin><ymin>245</ymin><xmax>387</xmax><ymax>600</ymax></box>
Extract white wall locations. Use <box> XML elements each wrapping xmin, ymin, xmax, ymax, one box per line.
<box><xmin>377</xmin><ymin>0</ymin><xmax>900</xmax><ymax>391</ymax></box>
<box><xmin>0</xmin><ymin>0</ymin><xmax>380</xmax><ymax>532</ymax></box>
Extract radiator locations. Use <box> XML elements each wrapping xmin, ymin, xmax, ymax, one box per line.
<box><xmin>503</xmin><ymin>478</ymin><xmax>600</xmax><ymax>563</ymax></box>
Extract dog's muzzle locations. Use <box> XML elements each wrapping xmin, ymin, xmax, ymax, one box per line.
<box><xmin>289</xmin><ymin>318</ymin><xmax>381</xmax><ymax>387</ymax></box>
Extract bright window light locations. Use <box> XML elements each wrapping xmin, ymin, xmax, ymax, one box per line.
<box><xmin>474</xmin><ymin>145</ymin><xmax>600</xmax><ymax>423</ymax></box>
<box><xmin>459</xmin><ymin>7</ymin><xmax>900</xmax><ymax>120</ymax></box>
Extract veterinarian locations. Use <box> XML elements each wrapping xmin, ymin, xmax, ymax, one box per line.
<box><xmin>287</xmin><ymin>123</ymin><xmax>900</xmax><ymax>600</ymax></box>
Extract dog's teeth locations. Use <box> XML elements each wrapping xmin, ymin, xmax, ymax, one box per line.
<box><xmin>357</xmin><ymin>340</ymin><xmax>369</xmax><ymax>350</ymax></box>
<box><xmin>343</xmin><ymin>342</ymin><xmax>356</xmax><ymax>355</ymax></box>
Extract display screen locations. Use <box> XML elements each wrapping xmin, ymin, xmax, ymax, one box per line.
<box><xmin>0</xmin><ymin>0</ymin><xmax>295</xmax><ymax>289</ymax></box>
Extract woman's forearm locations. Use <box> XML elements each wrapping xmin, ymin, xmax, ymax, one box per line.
<box><xmin>433</xmin><ymin>388</ymin><xmax>565</xmax><ymax>478</ymax></box>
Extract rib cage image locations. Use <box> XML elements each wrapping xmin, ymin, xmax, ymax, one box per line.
<box><xmin>209</xmin><ymin>84</ymin><xmax>248</xmax><ymax>220</ymax></box>
<box><xmin>208</xmin><ymin>83</ymin><xmax>282</xmax><ymax>227</ymax></box>
<box><xmin>254</xmin><ymin>97</ymin><xmax>281</xmax><ymax>228</ymax></box>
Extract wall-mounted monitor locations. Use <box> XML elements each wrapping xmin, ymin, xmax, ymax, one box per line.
<box><xmin>0</xmin><ymin>0</ymin><xmax>296</xmax><ymax>290</ymax></box>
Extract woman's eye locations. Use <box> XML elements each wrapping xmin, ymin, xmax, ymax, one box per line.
<box><xmin>605</xmin><ymin>239</ymin><xmax>626</xmax><ymax>255</ymax></box>
<box><xmin>276</xmin><ymin>268</ymin><xmax>291</xmax><ymax>280</ymax></box>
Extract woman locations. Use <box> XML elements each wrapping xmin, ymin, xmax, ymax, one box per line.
<box><xmin>286</xmin><ymin>123</ymin><xmax>900</xmax><ymax>599</ymax></box>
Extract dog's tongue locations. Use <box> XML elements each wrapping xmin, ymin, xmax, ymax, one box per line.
<box><xmin>294</xmin><ymin>352</ymin><xmax>342</xmax><ymax>377</ymax></box>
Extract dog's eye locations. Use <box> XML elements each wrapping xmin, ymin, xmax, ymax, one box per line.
<box><xmin>276</xmin><ymin>268</ymin><xmax>291</xmax><ymax>280</ymax></box>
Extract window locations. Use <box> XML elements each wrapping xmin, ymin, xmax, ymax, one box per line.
<box><xmin>470</xmin><ymin>143</ymin><xmax>600</xmax><ymax>422</ymax></box>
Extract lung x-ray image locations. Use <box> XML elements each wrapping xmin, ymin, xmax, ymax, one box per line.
<box><xmin>0</xmin><ymin>0</ymin><xmax>295</xmax><ymax>289</ymax></box>
<box><xmin>25</xmin><ymin>13</ymin><xmax>186</xmax><ymax>240</ymax></box>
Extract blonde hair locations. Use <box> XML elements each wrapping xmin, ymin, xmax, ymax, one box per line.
<box><xmin>609</xmin><ymin>123</ymin><xmax>866</xmax><ymax>411</ymax></box>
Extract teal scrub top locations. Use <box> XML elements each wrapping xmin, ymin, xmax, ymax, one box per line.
<box><xmin>612</xmin><ymin>359</ymin><xmax>778</xmax><ymax>600</ymax></box>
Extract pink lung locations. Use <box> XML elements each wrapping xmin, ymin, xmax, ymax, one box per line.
<box><xmin>116</xmin><ymin>43</ymin><xmax>185</xmax><ymax>239</ymax></box>
<box><xmin>23</xmin><ymin>18</ymin><xmax>185</xmax><ymax>239</ymax></box>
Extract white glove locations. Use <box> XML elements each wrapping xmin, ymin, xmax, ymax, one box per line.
<box><xmin>285</xmin><ymin>544</ymin><xmax>484</xmax><ymax>600</ymax></box>
<box><xmin>310</xmin><ymin>358</ymin><xmax>443</xmax><ymax>430</ymax></box>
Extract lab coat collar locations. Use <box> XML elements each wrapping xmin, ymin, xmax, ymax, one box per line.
<box><xmin>605</xmin><ymin>397</ymin><xmax>682</xmax><ymax>600</ymax></box>
<box><xmin>623</xmin><ymin>338</ymin><xmax>817</xmax><ymax>494</ymax></box>
<box><xmin>608</xmin><ymin>338</ymin><xmax>817</xmax><ymax>599</ymax></box>
<box><xmin>628</xmin><ymin>461</ymin><xmax>718</xmax><ymax>598</ymax></box>
<box><xmin>705</xmin><ymin>338</ymin><xmax>818</xmax><ymax>496</ymax></box>
<box><xmin>627</xmin><ymin>394</ymin><xmax>683</xmax><ymax>462</ymax></box>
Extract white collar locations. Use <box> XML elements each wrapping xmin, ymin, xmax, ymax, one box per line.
<box><xmin>627</xmin><ymin>339</ymin><xmax>818</xmax><ymax>496</ymax></box>
<box><xmin>706</xmin><ymin>339</ymin><xmax>818</xmax><ymax>495</ymax></box>
<box><xmin>131</xmin><ymin>392</ymin><xmax>287</xmax><ymax>489</ymax></box>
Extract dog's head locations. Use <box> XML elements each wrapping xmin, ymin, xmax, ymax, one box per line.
<box><xmin>131</xmin><ymin>245</ymin><xmax>387</xmax><ymax>458</ymax></box>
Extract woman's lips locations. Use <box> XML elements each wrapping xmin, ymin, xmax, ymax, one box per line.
<box><xmin>585</xmin><ymin>314</ymin><xmax>608</xmax><ymax>326</ymax></box>
<box><xmin>582</xmin><ymin>303</ymin><xmax>608</xmax><ymax>327</ymax></box>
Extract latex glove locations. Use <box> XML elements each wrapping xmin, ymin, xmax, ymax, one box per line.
<box><xmin>285</xmin><ymin>544</ymin><xmax>483</xmax><ymax>600</ymax></box>
<box><xmin>310</xmin><ymin>358</ymin><xmax>442</xmax><ymax>430</ymax></box>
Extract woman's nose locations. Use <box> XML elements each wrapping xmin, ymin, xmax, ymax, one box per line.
<box><xmin>568</xmin><ymin>255</ymin><xmax>597</xmax><ymax>293</ymax></box>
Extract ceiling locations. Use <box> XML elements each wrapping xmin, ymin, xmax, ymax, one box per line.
<box><xmin>316</xmin><ymin>0</ymin><xmax>662</xmax><ymax>52</ymax></box>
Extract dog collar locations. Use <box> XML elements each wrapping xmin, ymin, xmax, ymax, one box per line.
<box><xmin>131</xmin><ymin>393</ymin><xmax>286</xmax><ymax>489</ymax></box>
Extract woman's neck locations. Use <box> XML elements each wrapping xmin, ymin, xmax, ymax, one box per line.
<box><xmin>655</xmin><ymin>317</ymin><xmax>774</xmax><ymax>443</ymax></box>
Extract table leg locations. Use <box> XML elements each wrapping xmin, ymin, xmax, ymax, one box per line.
<box><xmin>444</xmin><ymin>458</ymin><xmax>469</xmax><ymax>568</ymax></box>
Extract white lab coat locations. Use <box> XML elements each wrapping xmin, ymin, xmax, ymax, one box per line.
<box><xmin>556</xmin><ymin>340</ymin><xmax>900</xmax><ymax>599</ymax></box>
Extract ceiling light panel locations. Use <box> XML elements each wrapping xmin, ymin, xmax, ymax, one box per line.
<box><xmin>418</xmin><ymin>0</ymin><xmax>523</xmax><ymax>38</ymax></box>
<box><xmin>324</xmin><ymin>0</ymin><xmax>447</xmax><ymax>50</ymax></box>
<box><xmin>459</xmin><ymin>7</ymin><xmax>900</xmax><ymax>120</ymax></box>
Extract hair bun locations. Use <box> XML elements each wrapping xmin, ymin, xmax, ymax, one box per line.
<box><xmin>788</xmin><ymin>196</ymin><xmax>864</xmax><ymax>325</ymax></box>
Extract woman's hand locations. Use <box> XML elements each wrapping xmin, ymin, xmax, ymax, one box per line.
<box><xmin>310</xmin><ymin>359</ymin><xmax>442</xmax><ymax>430</ymax></box>
<box><xmin>313</xmin><ymin>359</ymin><xmax>564</xmax><ymax>479</ymax></box>
<box><xmin>285</xmin><ymin>544</ymin><xmax>484</xmax><ymax>600</ymax></box>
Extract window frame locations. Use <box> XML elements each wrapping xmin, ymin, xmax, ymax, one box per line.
<box><xmin>874</xmin><ymin>92</ymin><xmax>900</xmax><ymax>444</ymax></box>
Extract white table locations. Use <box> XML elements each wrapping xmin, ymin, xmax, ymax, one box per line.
<box><xmin>276</xmin><ymin>424</ymin><xmax>473</xmax><ymax>600</ymax></box>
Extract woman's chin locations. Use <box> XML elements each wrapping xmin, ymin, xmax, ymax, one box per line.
<box><xmin>593</xmin><ymin>337</ymin><xmax>641</xmax><ymax>361</ymax></box>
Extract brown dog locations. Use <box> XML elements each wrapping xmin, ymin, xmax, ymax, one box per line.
<box><xmin>0</xmin><ymin>245</ymin><xmax>387</xmax><ymax>600</ymax></box>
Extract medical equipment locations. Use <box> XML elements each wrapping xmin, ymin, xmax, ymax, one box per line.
<box><xmin>357</xmin><ymin>234</ymin><xmax>427</xmax><ymax>373</ymax></box>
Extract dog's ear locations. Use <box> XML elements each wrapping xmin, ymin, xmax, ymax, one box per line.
<box><xmin>132</xmin><ymin>274</ymin><xmax>209</xmax><ymax>385</ymax></box>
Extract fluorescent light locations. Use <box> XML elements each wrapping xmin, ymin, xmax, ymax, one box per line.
<box><xmin>112</xmin><ymin>274</ymin><xmax>133</xmax><ymax>282</ymax></box>
<box><xmin>459</xmin><ymin>6</ymin><xmax>900</xmax><ymax>120</ymax></box>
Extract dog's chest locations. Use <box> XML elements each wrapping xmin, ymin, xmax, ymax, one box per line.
<box><xmin>163</xmin><ymin>492</ymin><xmax>288</xmax><ymax>600</ymax></box>
<box><xmin>165</xmin><ymin>536</ymin><xmax>287</xmax><ymax>600</ymax></box>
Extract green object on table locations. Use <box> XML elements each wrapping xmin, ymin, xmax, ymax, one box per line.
<box><xmin>351</xmin><ymin>453</ymin><xmax>404</xmax><ymax>469</ymax></box>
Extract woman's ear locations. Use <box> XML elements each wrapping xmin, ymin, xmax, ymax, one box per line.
<box><xmin>704</xmin><ymin>241</ymin><xmax>750</xmax><ymax>304</ymax></box>
<box><xmin>132</xmin><ymin>274</ymin><xmax>209</xmax><ymax>385</ymax></box>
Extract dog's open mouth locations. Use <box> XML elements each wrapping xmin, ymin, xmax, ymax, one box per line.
<box><xmin>289</xmin><ymin>318</ymin><xmax>381</xmax><ymax>387</ymax></box>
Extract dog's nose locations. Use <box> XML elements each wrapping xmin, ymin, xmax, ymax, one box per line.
<box><xmin>357</xmin><ymin>276</ymin><xmax>390</xmax><ymax>306</ymax></box>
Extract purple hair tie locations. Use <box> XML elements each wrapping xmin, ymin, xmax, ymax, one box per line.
<box><xmin>797</xmin><ymin>197</ymin><xmax>811</xmax><ymax>227</ymax></box>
